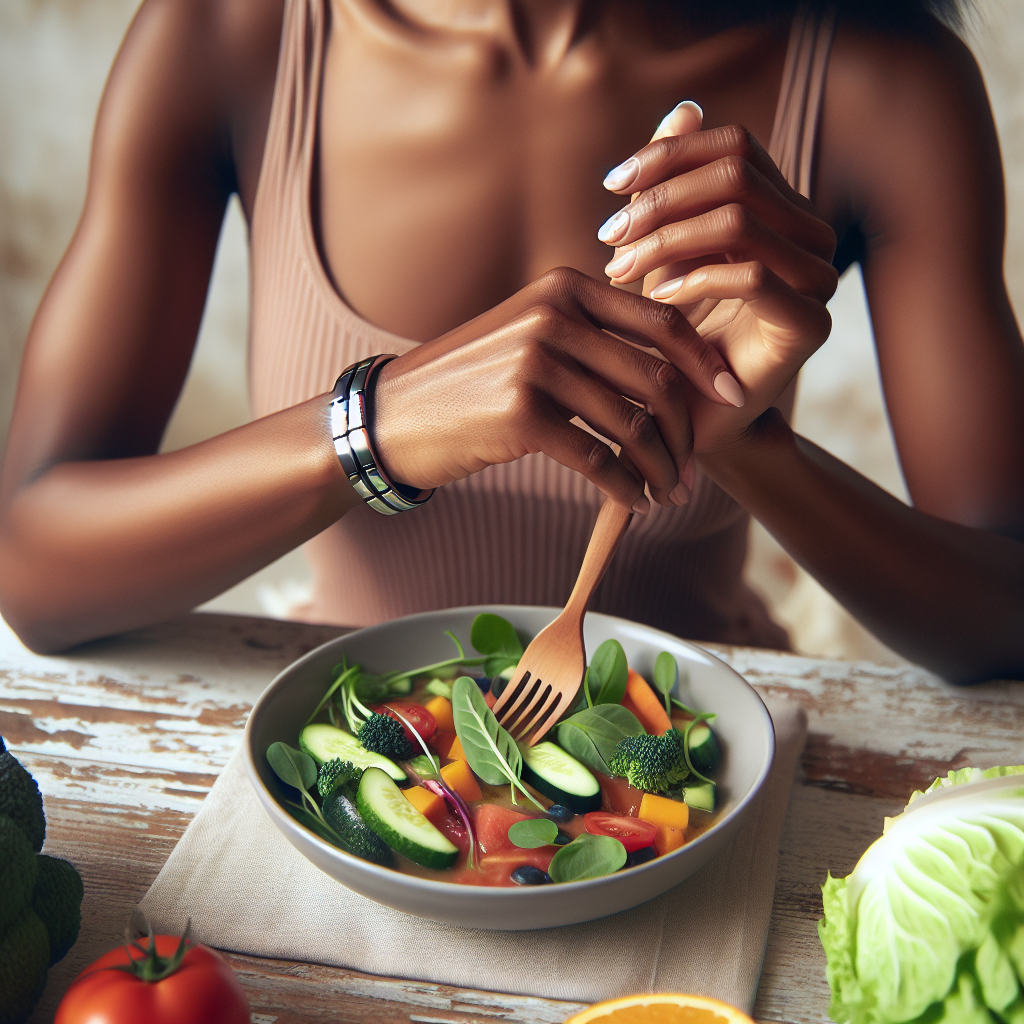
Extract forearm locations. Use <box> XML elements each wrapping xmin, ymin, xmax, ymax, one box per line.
<box><xmin>700</xmin><ymin>411</ymin><xmax>1024</xmax><ymax>683</ymax></box>
<box><xmin>0</xmin><ymin>395</ymin><xmax>359</xmax><ymax>653</ymax></box>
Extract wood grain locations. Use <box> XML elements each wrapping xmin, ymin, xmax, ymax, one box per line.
<box><xmin>2</xmin><ymin>613</ymin><xmax>1020</xmax><ymax>1024</ymax></box>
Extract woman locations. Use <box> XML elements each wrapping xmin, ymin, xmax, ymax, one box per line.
<box><xmin>0</xmin><ymin>0</ymin><xmax>1020</xmax><ymax>682</ymax></box>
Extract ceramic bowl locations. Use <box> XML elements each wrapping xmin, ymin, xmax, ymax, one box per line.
<box><xmin>244</xmin><ymin>605</ymin><xmax>774</xmax><ymax>930</ymax></box>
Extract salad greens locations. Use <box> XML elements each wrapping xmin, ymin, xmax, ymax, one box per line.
<box><xmin>548</xmin><ymin>833</ymin><xmax>628</xmax><ymax>883</ymax></box>
<box><xmin>557</xmin><ymin>704</ymin><xmax>645</xmax><ymax>775</ymax></box>
<box><xmin>819</xmin><ymin>764</ymin><xmax>1024</xmax><ymax>1024</ymax></box>
<box><xmin>508</xmin><ymin>818</ymin><xmax>559</xmax><ymax>849</ymax></box>
<box><xmin>586</xmin><ymin>639</ymin><xmax>629</xmax><ymax>707</ymax></box>
<box><xmin>653</xmin><ymin>652</ymin><xmax>678</xmax><ymax>715</ymax></box>
<box><xmin>266</xmin><ymin>741</ymin><xmax>351</xmax><ymax>846</ymax></box>
<box><xmin>451</xmin><ymin>676</ymin><xmax>544</xmax><ymax>810</ymax></box>
<box><xmin>470</xmin><ymin>614</ymin><xmax>524</xmax><ymax>677</ymax></box>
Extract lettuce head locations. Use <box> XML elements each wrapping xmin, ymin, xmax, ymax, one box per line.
<box><xmin>819</xmin><ymin>766</ymin><xmax>1024</xmax><ymax>1024</ymax></box>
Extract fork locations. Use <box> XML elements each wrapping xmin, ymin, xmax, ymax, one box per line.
<box><xmin>492</xmin><ymin>493</ymin><xmax>634</xmax><ymax>746</ymax></box>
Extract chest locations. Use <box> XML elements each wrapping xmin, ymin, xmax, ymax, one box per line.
<box><xmin>315</xmin><ymin>3</ymin><xmax>786</xmax><ymax>340</ymax></box>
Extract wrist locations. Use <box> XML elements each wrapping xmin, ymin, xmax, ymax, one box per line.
<box><xmin>695</xmin><ymin>407</ymin><xmax>798</xmax><ymax>497</ymax></box>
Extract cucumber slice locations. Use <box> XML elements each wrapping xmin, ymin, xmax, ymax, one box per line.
<box><xmin>683</xmin><ymin>780</ymin><xmax>716</xmax><ymax>812</ymax></box>
<box><xmin>687</xmin><ymin>723</ymin><xmax>719</xmax><ymax>777</ymax></box>
<box><xmin>519</xmin><ymin>741</ymin><xmax>601</xmax><ymax>813</ymax></box>
<box><xmin>323</xmin><ymin>792</ymin><xmax>395</xmax><ymax>867</ymax></box>
<box><xmin>356</xmin><ymin>767</ymin><xmax>458</xmax><ymax>869</ymax></box>
<box><xmin>299</xmin><ymin>723</ymin><xmax>406</xmax><ymax>782</ymax></box>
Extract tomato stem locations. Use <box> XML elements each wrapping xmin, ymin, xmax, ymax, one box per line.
<box><xmin>109</xmin><ymin>918</ymin><xmax>193</xmax><ymax>983</ymax></box>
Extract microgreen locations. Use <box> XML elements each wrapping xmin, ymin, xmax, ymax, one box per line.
<box><xmin>470</xmin><ymin>613</ymin><xmax>524</xmax><ymax>677</ymax></box>
<box><xmin>508</xmin><ymin>818</ymin><xmax>559</xmax><ymax>849</ymax></box>
<box><xmin>267</xmin><ymin>741</ymin><xmax>347</xmax><ymax>843</ymax></box>
<box><xmin>547</xmin><ymin>833</ymin><xmax>627</xmax><ymax>883</ymax></box>
<box><xmin>653</xmin><ymin>651</ymin><xmax>678</xmax><ymax>715</ymax></box>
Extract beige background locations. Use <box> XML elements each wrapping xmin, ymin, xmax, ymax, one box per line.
<box><xmin>2</xmin><ymin>1</ymin><xmax>1021</xmax><ymax>662</ymax></box>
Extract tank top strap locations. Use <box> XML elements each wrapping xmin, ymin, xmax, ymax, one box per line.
<box><xmin>768</xmin><ymin>3</ymin><xmax>838</xmax><ymax>199</ymax></box>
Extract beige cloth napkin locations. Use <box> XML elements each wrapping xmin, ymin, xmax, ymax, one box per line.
<box><xmin>140</xmin><ymin>697</ymin><xmax>806</xmax><ymax>1012</ymax></box>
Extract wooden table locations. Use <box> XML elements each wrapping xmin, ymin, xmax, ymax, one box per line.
<box><xmin>2</xmin><ymin>611</ymin><xmax>1022</xmax><ymax>1024</ymax></box>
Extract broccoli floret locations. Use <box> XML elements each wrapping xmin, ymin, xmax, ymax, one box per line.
<box><xmin>608</xmin><ymin>729</ymin><xmax>690</xmax><ymax>794</ymax></box>
<box><xmin>0</xmin><ymin>744</ymin><xmax>45</xmax><ymax>853</ymax></box>
<box><xmin>31</xmin><ymin>855</ymin><xmax>83</xmax><ymax>965</ymax></box>
<box><xmin>317</xmin><ymin>758</ymin><xmax>362</xmax><ymax>802</ymax></box>
<box><xmin>0</xmin><ymin>815</ymin><xmax>38</xmax><ymax>933</ymax></box>
<box><xmin>358</xmin><ymin>713</ymin><xmax>414</xmax><ymax>760</ymax></box>
<box><xmin>0</xmin><ymin>909</ymin><xmax>49</xmax><ymax>1024</ymax></box>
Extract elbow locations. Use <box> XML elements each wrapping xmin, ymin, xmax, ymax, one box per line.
<box><xmin>0</xmin><ymin>557</ymin><xmax>92</xmax><ymax>655</ymax></box>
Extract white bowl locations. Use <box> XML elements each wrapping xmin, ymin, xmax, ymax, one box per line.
<box><xmin>244</xmin><ymin>605</ymin><xmax>774</xmax><ymax>930</ymax></box>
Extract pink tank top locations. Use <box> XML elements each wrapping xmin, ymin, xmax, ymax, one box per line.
<box><xmin>247</xmin><ymin>2</ymin><xmax>836</xmax><ymax>646</ymax></box>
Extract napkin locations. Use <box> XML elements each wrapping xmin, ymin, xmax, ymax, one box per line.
<box><xmin>140</xmin><ymin>697</ymin><xmax>806</xmax><ymax>1012</ymax></box>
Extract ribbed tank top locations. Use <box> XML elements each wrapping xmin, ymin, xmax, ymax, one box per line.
<box><xmin>247</xmin><ymin>2</ymin><xmax>837</xmax><ymax>645</ymax></box>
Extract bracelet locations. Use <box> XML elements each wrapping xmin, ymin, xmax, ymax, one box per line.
<box><xmin>329</xmin><ymin>355</ymin><xmax>434</xmax><ymax>516</ymax></box>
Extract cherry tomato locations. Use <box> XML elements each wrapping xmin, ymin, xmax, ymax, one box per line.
<box><xmin>584</xmin><ymin>811</ymin><xmax>658</xmax><ymax>852</ymax></box>
<box><xmin>372</xmin><ymin>701</ymin><xmax>437</xmax><ymax>743</ymax></box>
<box><xmin>54</xmin><ymin>933</ymin><xmax>249</xmax><ymax>1024</ymax></box>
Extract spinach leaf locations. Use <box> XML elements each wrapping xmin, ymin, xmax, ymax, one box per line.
<box><xmin>508</xmin><ymin>818</ymin><xmax>559</xmax><ymax>849</ymax></box>
<box><xmin>653</xmin><ymin>651</ymin><xmax>678</xmax><ymax>715</ymax></box>
<box><xmin>557</xmin><ymin>704</ymin><xmax>645</xmax><ymax>775</ymax></box>
<box><xmin>470</xmin><ymin>613</ymin><xmax>524</xmax><ymax>677</ymax></box>
<box><xmin>267</xmin><ymin>741</ymin><xmax>317</xmax><ymax>791</ymax></box>
<box><xmin>450</xmin><ymin>676</ymin><xmax>543</xmax><ymax>809</ymax></box>
<box><xmin>588</xmin><ymin>639</ymin><xmax>628</xmax><ymax>706</ymax></box>
<box><xmin>548</xmin><ymin>833</ymin><xmax>627</xmax><ymax>883</ymax></box>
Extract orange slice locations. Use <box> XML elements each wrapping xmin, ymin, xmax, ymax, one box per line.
<box><xmin>565</xmin><ymin>994</ymin><xmax>754</xmax><ymax>1024</ymax></box>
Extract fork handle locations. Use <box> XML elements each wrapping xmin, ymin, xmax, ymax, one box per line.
<box><xmin>563</xmin><ymin>497</ymin><xmax>633</xmax><ymax>619</ymax></box>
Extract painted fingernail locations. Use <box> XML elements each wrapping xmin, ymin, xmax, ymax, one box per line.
<box><xmin>657</xmin><ymin>100</ymin><xmax>703</xmax><ymax>133</ymax></box>
<box><xmin>669</xmin><ymin>481</ymin><xmax>690</xmax><ymax>506</ymax></box>
<box><xmin>603</xmin><ymin>157</ymin><xmax>640</xmax><ymax>192</ymax></box>
<box><xmin>632</xmin><ymin>494</ymin><xmax>650</xmax><ymax>515</ymax></box>
<box><xmin>604</xmin><ymin>248</ymin><xmax>637</xmax><ymax>278</ymax></box>
<box><xmin>650</xmin><ymin>276</ymin><xmax>686</xmax><ymax>301</ymax></box>
<box><xmin>713</xmin><ymin>370</ymin><xmax>745</xmax><ymax>408</ymax></box>
<box><xmin>598</xmin><ymin>209</ymin><xmax>631</xmax><ymax>244</ymax></box>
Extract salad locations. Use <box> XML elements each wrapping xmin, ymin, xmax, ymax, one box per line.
<box><xmin>266</xmin><ymin>613</ymin><xmax>721</xmax><ymax>887</ymax></box>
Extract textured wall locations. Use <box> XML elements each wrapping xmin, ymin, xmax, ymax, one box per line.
<box><xmin>1</xmin><ymin>0</ymin><xmax>1021</xmax><ymax>658</ymax></box>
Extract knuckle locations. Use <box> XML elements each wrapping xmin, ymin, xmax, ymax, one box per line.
<box><xmin>719</xmin><ymin>203</ymin><xmax>752</xmax><ymax>244</ymax></box>
<box><xmin>718</xmin><ymin>154</ymin><xmax>753</xmax><ymax>197</ymax></box>
<box><xmin>743</xmin><ymin>261</ymin><xmax>770</xmax><ymax>292</ymax></box>
<box><xmin>519</xmin><ymin>301</ymin><xmax>562</xmax><ymax>337</ymax></box>
<box><xmin>648</xmin><ymin>357</ymin><xmax>680</xmax><ymax>399</ymax></box>
<box><xmin>624</xmin><ymin>404</ymin><xmax>658</xmax><ymax>446</ymax></box>
<box><xmin>537</xmin><ymin>266</ymin><xmax>582</xmax><ymax>300</ymax></box>
<box><xmin>584</xmin><ymin>441</ymin><xmax>616</xmax><ymax>478</ymax></box>
<box><xmin>641</xmin><ymin>297</ymin><xmax>681</xmax><ymax>333</ymax></box>
<box><xmin>636</xmin><ymin>182</ymin><xmax>670</xmax><ymax>221</ymax></box>
<box><xmin>719</xmin><ymin>124</ymin><xmax>755</xmax><ymax>161</ymax></box>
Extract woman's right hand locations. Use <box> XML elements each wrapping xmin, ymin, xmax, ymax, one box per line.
<box><xmin>370</xmin><ymin>266</ymin><xmax>746</xmax><ymax>512</ymax></box>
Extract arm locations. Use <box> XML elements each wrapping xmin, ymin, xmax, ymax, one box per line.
<box><xmin>601</xmin><ymin>23</ymin><xmax>1024</xmax><ymax>682</ymax></box>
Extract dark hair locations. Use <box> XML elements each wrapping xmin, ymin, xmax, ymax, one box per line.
<box><xmin>683</xmin><ymin>1</ymin><xmax>972</xmax><ymax>33</ymax></box>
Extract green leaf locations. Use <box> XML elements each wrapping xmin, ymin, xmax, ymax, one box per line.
<box><xmin>588</xmin><ymin>639</ymin><xmax>628</xmax><ymax>706</ymax></box>
<box><xmin>407</xmin><ymin>755</ymin><xmax>439</xmax><ymax>780</ymax></box>
<box><xmin>267</xmin><ymin>741</ymin><xmax>317</xmax><ymax>791</ymax></box>
<box><xmin>557</xmin><ymin>705</ymin><xmax>645</xmax><ymax>775</ymax></box>
<box><xmin>424</xmin><ymin>679</ymin><xmax>453</xmax><ymax>699</ymax></box>
<box><xmin>450</xmin><ymin>676</ymin><xmax>542</xmax><ymax>809</ymax></box>
<box><xmin>471</xmin><ymin>614</ymin><xmax>523</xmax><ymax>676</ymax></box>
<box><xmin>508</xmin><ymin>818</ymin><xmax>559</xmax><ymax>849</ymax></box>
<box><xmin>548</xmin><ymin>833</ymin><xmax>627</xmax><ymax>883</ymax></box>
<box><xmin>653</xmin><ymin>651</ymin><xmax>678</xmax><ymax>715</ymax></box>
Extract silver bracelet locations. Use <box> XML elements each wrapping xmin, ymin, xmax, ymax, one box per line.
<box><xmin>329</xmin><ymin>355</ymin><xmax>434</xmax><ymax>516</ymax></box>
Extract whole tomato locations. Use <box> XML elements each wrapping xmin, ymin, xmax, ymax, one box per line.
<box><xmin>54</xmin><ymin>928</ymin><xmax>249</xmax><ymax>1024</ymax></box>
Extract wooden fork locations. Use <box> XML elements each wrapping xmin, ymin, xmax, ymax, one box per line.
<box><xmin>492</xmin><ymin>494</ymin><xmax>634</xmax><ymax>746</ymax></box>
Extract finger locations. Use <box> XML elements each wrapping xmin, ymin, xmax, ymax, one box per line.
<box><xmin>598</xmin><ymin>156</ymin><xmax>836</xmax><ymax>261</ymax></box>
<box><xmin>607</xmin><ymin>124</ymin><xmax>812</xmax><ymax>217</ymax></box>
<box><xmin>650</xmin><ymin>261</ymin><xmax>834</xmax><ymax>349</ymax></box>
<box><xmin>603</xmin><ymin>101</ymin><xmax>704</xmax><ymax>196</ymax></box>
<box><xmin>524</xmin><ymin>401</ymin><xmax>651</xmax><ymax>513</ymax></box>
<box><xmin>603</xmin><ymin>204</ymin><xmax>839</xmax><ymax>301</ymax></box>
<box><xmin>529</xmin><ymin>267</ymin><xmax>744</xmax><ymax>408</ymax></box>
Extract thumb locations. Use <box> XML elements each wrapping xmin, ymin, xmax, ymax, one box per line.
<box><xmin>630</xmin><ymin>100</ymin><xmax>703</xmax><ymax>204</ymax></box>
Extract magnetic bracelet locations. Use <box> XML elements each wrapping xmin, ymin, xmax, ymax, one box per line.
<box><xmin>329</xmin><ymin>355</ymin><xmax>434</xmax><ymax>516</ymax></box>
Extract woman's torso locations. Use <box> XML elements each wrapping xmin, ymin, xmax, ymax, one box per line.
<box><xmin>243</xmin><ymin>0</ymin><xmax>834</xmax><ymax>644</ymax></box>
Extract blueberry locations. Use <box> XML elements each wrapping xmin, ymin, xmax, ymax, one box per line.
<box><xmin>490</xmin><ymin>676</ymin><xmax>507</xmax><ymax>699</ymax></box>
<box><xmin>625</xmin><ymin>846</ymin><xmax>657</xmax><ymax>868</ymax></box>
<box><xmin>554</xmin><ymin>830</ymin><xmax>572</xmax><ymax>846</ymax></box>
<box><xmin>474</xmin><ymin>676</ymin><xmax>491</xmax><ymax>694</ymax></box>
<box><xmin>511</xmin><ymin>865</ymin><xmax>550</xmax><ymax>886</ymax></box>
<box><xmin>546</xmin><ymin>804</ymin><xmax>573</xmax><ymax>823</ymax></box>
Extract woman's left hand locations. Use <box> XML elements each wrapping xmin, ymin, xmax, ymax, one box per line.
<box><xmin>600</xmin><ymin>115</ymin><xmax>839</xmax><ymax>458</ymax></box>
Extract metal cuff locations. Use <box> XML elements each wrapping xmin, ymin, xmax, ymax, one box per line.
<box><xmin>329</xmin><ymin>355</ymin><xmax>434</xmax><ymax>515</ymax></box>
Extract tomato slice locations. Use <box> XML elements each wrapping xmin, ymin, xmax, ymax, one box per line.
<box><xmin>583</xmin><ymin>811</ymin><xmax>658</xmax><ymax>852</ymax></box>
<box><xmin>372</xmin><ymin>702</ymin><xmax>437</xmax><ymax>743</ymax></box>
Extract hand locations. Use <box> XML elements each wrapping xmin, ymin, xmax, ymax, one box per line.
<box><xmin>371</xmin><ymin>268</ymin><xmax>743</xmax><ymax>510</ymax></box>
<box><xmin>599</xmin><ymin>111</ymin><xmax>838</xmax><ymax>457</ymax></box>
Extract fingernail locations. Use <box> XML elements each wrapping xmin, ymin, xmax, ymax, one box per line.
<box><xmin>657</xmin><ymin>99</ymin><xmax>703</xmax><ymax>132</ymax></box>
<box><xmin>652</xmin><ymin>100</ymin><xmax>704</xmax><ymax>141</ymax></box>
<box><xmin>631</xmin><ymin>494</ymin><xmax>650</xmax><ymax>515</ymax></box>
<box><xmin>597</xmin><ymin>209</ymin><xmax>630</xmax><ymax>244</ymax></box>
<box><xmin>603</xmin><ymin>157</ymin><xmax>640</xmax><ymax>192</ymax></box>
<box><xmin>604</xmin><ymin>248</ymin><xmax>637</xmax><ymax>278</ymax></box>
<box><xmin>669</xmin><ymin>481</ymin><xmax>690</xmax><ymax>506</ymax></box>
<box><xmin>713</xmin><ymin>370</ymin><xmax>745</xmax><ymax>408</ymax></box>
<box><xmin>650</xmin><ymin>276</ymin><xmax>686</xmax><ymax>301</ymax></box>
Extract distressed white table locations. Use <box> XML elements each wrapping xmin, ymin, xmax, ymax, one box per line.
<box><xmin>2</xmin><ymin>611</ymin><xmax>1021</xmax><ymax>1024</ymax></box>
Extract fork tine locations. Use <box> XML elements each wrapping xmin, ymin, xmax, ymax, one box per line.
<box><xmin>505</xmin><ymin>681</ymin><xmax>552</xmax><ymax>738</ymax></box>
<box><xmin>494</xmin><ymin>672</ymin><xmax>539</xmax><ymax>727</ymax></box>
<box><xmin>517</xmin><ymin>690</ymin><xmax>563</xmax><ymax>743</ymax></box>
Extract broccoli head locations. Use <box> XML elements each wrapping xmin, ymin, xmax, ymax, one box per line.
<box><xmin>317</xmin><ymin>758</ymin><xmax>362</xmax><ymax>801</ymax></box>
<box><xmin>31</xmin><ymin>855</ymin><xmax>84</xmax><ymax>966</ymax></box>
<box><xmin>608</xmin><ymin>729</ymin><xmax>689</xmax><ymax>794</ymax></box>
<box><xmin>358</xmin><ymin>713</ymin><xmax>414</xmax><ymax>760</ymax></box>
<box><xmin>0</xmin><ymin>909</ymin><xmax>49</xmax><ymax>1024</ymax></box>
<box><xmin>0</xmin><ymin>742</ymin><xmax>45</xmax><ymax>853</ymax></box>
